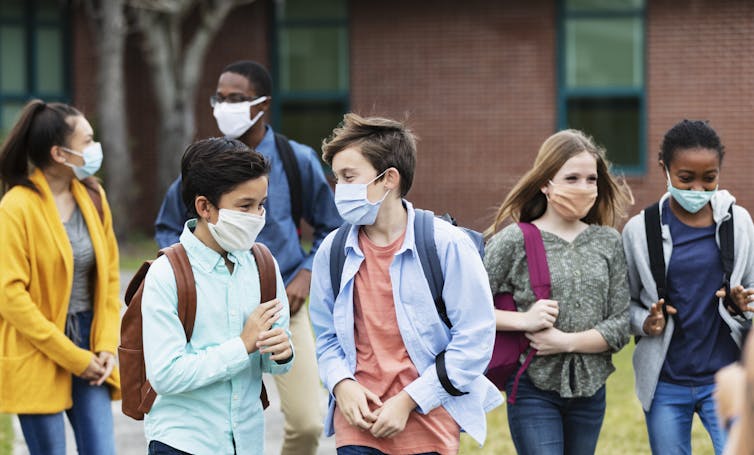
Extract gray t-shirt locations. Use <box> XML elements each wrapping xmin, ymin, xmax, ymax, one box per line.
<box><xmin>484</xmin><ymin>223</ymin><xmax>630</xmax><ymax>398</ymax></box>
<box><xmin>64</xmin><ymin>205</ymin><xmax>95</xmax><ymax>314</ymax></box>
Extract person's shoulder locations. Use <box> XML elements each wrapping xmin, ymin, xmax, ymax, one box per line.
<box><xmin>143</xmin><ymin>254</ymin><xmax>176</xmax><ymax>289</ymax></box>
<box><xmin>487</xmin><ymin>223</ymin><xmax>524</xmax><ymax>249</ymax></box>
<box><xmin>0</xmin><ymin>185</ymin><xmax>42</xmax><ymax>221</ymax></box>
<box><xmin>590</xmin><ymin>224</ymin><xmax>621</xmax><ymax>240</ymax></box>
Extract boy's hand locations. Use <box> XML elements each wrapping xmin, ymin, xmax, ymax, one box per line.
<box><xmin>333</xmin><ymin>379</ymin><xmax>383</xmax><ymax>430</ymax></box>
<box><xmin>718</xmin><ymin>285</ymin><xmax>754</xmax><ymax>315</ymax></box>
<box><xmin>370</xmin><ymin>391</ymin><xmax>416</xmax><ymax>438</ymax></box>
<box><xmin>643</xmin><ymin>299</ymin><xmax>677</xmax><ymax>336</ymax></box>
<box><xmin>257</xmin><ymin>327</ymin><xmax>292</xmax><ymax>361</ymax></box>
<box><xmin>286</xmin><ymin>269</ymin><xmax>311</xmax><ymax>316</ymax></box>
<box><xmin>241</xmin><ymin>299</ymin><xmax>282</xmax><ymax>353</ymax></box>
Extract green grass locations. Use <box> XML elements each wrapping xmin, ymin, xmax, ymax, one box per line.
<box><xmin>0</xmin><ymin>414</ymin><xmax>12</xmax><ymax>455</ymax></box>
<box><xmin>459</xmin><ymin>343</ymin><xmax>715</xmax><ymax>454</ymax></box>
<box><xmin>119</xmin><ymin>234</ymin><xmax>158</xmax><ymax>271</ymax></box>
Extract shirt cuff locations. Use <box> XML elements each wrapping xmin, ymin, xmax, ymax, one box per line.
<box><xmin>403</xmin><ymin>368</ymin><xmax>444</xmax><ymax>414</ymax></box>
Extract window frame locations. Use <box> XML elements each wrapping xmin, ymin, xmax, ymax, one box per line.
<box><xmin>270</xmin><ymin>0</ymin><xmax>350</xmax><ymax>135</ymax></box>
<box><xmin>0</xmin><ymin>0</ymin><xmax>71</xmax><ymax>131</ymax></box>
<box><xmin>556</xmin><ymin>0</ymin><xmax>647</xmax><ymax>175</ymax></box>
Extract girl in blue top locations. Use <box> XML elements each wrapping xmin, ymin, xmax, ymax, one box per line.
<box><xmin>622</xmin><ymin>120</ymin><xmax>754</xmax><ymax>455</ymax></box>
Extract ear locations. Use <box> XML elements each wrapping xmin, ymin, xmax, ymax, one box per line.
<box><xmin>195</xmin><ymin>196</ymin><xmax>213</xmax><ymax>221</ymax></box>
<box><xmin>540</xmin><ymin>182</ymin><xmax>550</xmax><ymax>196</ymax></box>
<box><xmin>383</xmin><ymin>167</ymin><xmax>401</xmax><ymax>191</ymax></box>
<box><xmin>49</xmin><ymin>145</ymin><xmax>68</xmax><ymax>164</ymax></box>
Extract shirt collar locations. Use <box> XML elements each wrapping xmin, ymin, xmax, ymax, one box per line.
<box><xmin>255</xmin><ymin>125</ymin><xmax>276</xmax><ymax>158</ymax></box>
<box><xmin>343</xmin><ymin>200</ymin><xmax>417</xmax><ymax>256</ymax></box>
<box><xmin>179</xmin><ymin>219</ymin><xmax>227</xmax><ymax>273</ymax></box>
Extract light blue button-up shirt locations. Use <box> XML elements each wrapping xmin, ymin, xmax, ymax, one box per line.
<box><xmin>142</xmin><ymin>221</ymin><xmax>293</xmax><ymax>455</ymax></box>
<box><xmin>309</xmin><ymin>202</ymin><xmax>503</xmax><ymax>446</ymax></box>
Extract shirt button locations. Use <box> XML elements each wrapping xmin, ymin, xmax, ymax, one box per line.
<box><xmin>233</xmin><ymin>394</ymin><xmax>239</xmax><ymax>400</ymax></box>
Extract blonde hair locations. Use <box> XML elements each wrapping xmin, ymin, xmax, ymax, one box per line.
<box><xmin>485</xmin><ymin>129</ymin><xmax>633</xmax><ymax>237</ymax></box>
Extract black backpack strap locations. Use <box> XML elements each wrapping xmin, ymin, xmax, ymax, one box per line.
<box><xmin>644</xmin><ymin>202</ymin><xmax>669</xmax><ymax>320</ymax></box>
<box><xmin>329</xmin><ymin>224</ymin><xmax>352</xmax><ymax>300</ymax></box>
<box><xmin>720</xmin><ymin>205</ymin><xmax>742</xmax><ymax>316</ymax></box>
<box><xmin>274</xmin><ymin>133</ymin><xmax>303</xmax><ymax>235</ymax></box>
<box><xmin>414</xmin><ymin>209</ymin><xmax>450</xmax><ymax>328</ymax></box>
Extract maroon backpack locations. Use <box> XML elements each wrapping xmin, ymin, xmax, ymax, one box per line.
<box><xmin>485</xmin><ymin>222</ymin><xmax>550</xmax><ymax>404</ymax></box>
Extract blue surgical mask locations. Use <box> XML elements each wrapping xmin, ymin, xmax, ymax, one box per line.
<box><xmin>666</xmin><ymin>169</ymin><xmax>717</xmax><ymax>214</ymax></box>
<box><xmin>334</xmin><ymin>170</ymin><xmax>391</xmax><ymax>225</ymax></box>
<box><xmin>63</xmin><ymin>142</ymin><xmax>103</xmax><ymax>180</ymax></box>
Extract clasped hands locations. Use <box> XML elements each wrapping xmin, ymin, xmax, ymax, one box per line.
<box><xmin>333</xmin><ymin>379</ymin><xmax>417</xmax><ymax>439</ymax></box>
<box><xmin>80</xmin><ymin>351</ymin><xmax>115</xmax><ymax>386</ymax></box>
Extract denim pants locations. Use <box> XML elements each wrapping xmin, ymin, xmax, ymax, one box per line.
<box><xmin>505</xmin><ymin>373</ymin><xmax>606</xmax><ymax>455</ymax></box>
<box><xmin>148</xmin><ymin>440</ymin><xmax>194</xmax><ymax>454</ymax></box>
<box><xmin>337</xmin><ymin>446</ymin><xmax>439</xmax><ymax>455</ymax></box>
<box><xmin>644</xmin><ymin>380</ymin><xmax>726</xmax><ymax>455</ymax></box>
<box><xmin>18</xmin><ymin>311</ymin><xmax>115</xmax><ymax>455</ymax></box>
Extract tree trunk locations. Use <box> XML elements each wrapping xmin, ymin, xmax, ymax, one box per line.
<box><xmin>86</xmin><ymin>0</ymin><xmax>132</xmax><ymax>238</ymax></box>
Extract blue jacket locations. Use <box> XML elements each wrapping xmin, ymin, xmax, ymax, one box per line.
<box><xmin>309</xmin><ymin>202</ymin><xmax>502</xmax><ymax>445</ymax></box>
<box><xmin>154</xmin><ymin>126</ymin><xmax>342</xmax><ymax>283</ymax></box>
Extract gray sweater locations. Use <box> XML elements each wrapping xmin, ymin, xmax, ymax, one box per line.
<box><xmin>622</xmin><ymin>190</ymin><xmax>754</xmax><ymax>411</ymax></box>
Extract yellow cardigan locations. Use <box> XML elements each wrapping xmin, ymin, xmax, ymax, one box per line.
<box><xmin>0</xmin><ymin>168</ymin><xmax>121</xmax><ymax>413</ymax></box>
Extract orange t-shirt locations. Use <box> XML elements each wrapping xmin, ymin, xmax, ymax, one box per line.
<box><xmin>334</xmin><ymin>228</ymin><xmax>460</xmax><ymax>455</ymax></box>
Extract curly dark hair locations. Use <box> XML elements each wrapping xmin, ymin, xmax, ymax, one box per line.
<box><xmin>660</xmin><ymin>119</ymin><xmax>725</xmax><ymax>167</ymax></box>
<box><xmin>180</xmin><ymin>137</ymin><xmax>270</xmax><ymax>217</ymax></box>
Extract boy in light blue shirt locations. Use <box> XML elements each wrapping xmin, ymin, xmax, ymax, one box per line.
<box><xmin>141</xmin><ymin>138</ymin><xmax>293</xmax><ymax>455</ymax></box>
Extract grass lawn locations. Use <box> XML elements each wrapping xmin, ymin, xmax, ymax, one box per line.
<box><xmin>0</xmin><ymin>414</ymin><xmax>12</xmax><ymax>455</ymax></box>
<box><xmin>119</xmin><ymin>234</ymin><xmax>158</xmax><ymax>271</ymax></box>
<box><xmin>459</xmin><ymin>342</ymin><xmax>715</xmax><ymax>454</ymax></box>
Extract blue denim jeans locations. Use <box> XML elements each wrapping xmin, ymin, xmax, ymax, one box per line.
<box><xmin>505</xmin><ymin>373</ymin><xmax>606</xmax><ymax>455</ymax></box>
<box><xmin>645</xmin><ymin>380</ymin><xmax>726</xmax><ymax>455</ymax></box>
<box><xmin>337</xmin><ymin>446</ymin><xmax>439</xmax><ymax>455</ymax></box>
<box><xmin>18</xmin><ymin>311</ymin><xmax>115</xmax><ymax>455</ymax></box>
<box><xmin>148</xmin><ymin>440</ymin><xmax>194</xmax><ymax>454</ymax></box>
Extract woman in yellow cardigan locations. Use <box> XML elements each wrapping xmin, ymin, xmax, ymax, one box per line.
<box><xmin>0</xmin><ymin>100</ymin><xmax>121</xmax><ymax>455</ymax></box>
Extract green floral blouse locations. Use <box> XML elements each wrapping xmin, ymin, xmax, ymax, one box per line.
<box><xmin>484</xmin><ymin>223</ymin><xmax>630</xmax><ymax>398</ymax></box>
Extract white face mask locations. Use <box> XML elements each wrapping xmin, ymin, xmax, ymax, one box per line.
<box><xmin>207</xmin><ymin>208</ymin><xmax>266</xmax><ymax>253</ymax></box>
<box><xmin>62</xmin><ymin>142</ymin><xmax>103</xmax><ymax>180</ymax></box>
<box><xmin>213</xmin><ymin>96</ymin><xmax>267</xmax><ymax>139</ymax></box>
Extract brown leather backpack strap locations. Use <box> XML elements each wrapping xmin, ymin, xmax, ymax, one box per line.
<box><xmin>161</xmin><ymin>244</ymin><xmax>197</xmax><ymax>341</ymax></box>
<box><xmin>81</xmin><ymin>177</ymin><xmax>104</xmax><ymax>223</ymax></box>
<box><xmin>251</xmin><ymin>243</ymin><xmax>276</xmax><ymax>411</ymax></box>
<box><xmin>252</xmin><ymin>243</ymin><xmax>277</xmax><ymax>303</ymax></box>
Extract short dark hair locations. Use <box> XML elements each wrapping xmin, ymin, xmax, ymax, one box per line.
<box><xmin>660</xmin><ymin>119</ymin><xmax>725</xmax><ymax>167</ymax></box>
<box><xmin>222</xmin><ymin>60</ymin><xmax>272</xmax><ymax>97</ymax></box>
<box><xmin>181</xmin><ymin>138</ymin><xmax>270</xmax><ymax>217</ymax></box>
<box><xmin>322</xmin><ymin>113</ymin><xmax>417</xmax><ymax>197</ymax></box>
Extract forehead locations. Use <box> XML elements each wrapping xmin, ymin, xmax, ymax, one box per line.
<box><xmin>667</xmin><ymin>147</ymin><xmax>720</xmax><ymax>171</ymax></box>
<box><xmin>331</xmin><ymin>146</ymin><xmax>375</xmax><ymax>174</ymax></box>
<box><xmin>219</xmin><ymin>176</ymin><xmax>268</xmax><ymax>201</ymax></box>
<box><xmin>216</xmin><ymin>72</ymin><xmax>254</xmax><ymax>95</ymax></box>
<box><xmin>556</xmin><ymin>151</ymin><xmax>597</xmax><ymax>174</ymax></box>
<box><xmin>68</xmin><ymin>115</ymin><xmax>93</xmax><ymax>137</ymax></box>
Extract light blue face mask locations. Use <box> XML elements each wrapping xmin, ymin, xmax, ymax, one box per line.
<box><xmin>666</xmin><ymin>169</ymin><xmax>717</xmax><ymax>214</ymax></box>
<box><xmin>334</xmin><ymin>170</ymin><xmax>391</xmax><ymax>225</ymax></box>
<box><xmin>63</xmin><ymin>142</ymin><xmax>103</xmax><ymax>180</ymax></box>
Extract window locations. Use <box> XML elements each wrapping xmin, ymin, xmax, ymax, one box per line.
<box><xmin>0</xmin><ymin>0</ymin><xmax>70</xmax><ymax>135</ymax></box>
<box><xmin>272</xmin><ymin>0</ymin><xmax>348</xmax><ymax>156</ymax></box>
<box><xmin>558</xmin><ymin>0</ymin><xmax>645</xmax><ymax>172</ymax></box>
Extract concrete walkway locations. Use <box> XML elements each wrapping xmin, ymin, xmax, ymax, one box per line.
<box><xmin>12</xmin><ymin>272</ymin><xmax>336</xmax><ymax>455</ymax></box>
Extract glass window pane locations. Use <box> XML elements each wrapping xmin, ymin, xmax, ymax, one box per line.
<box><xmin>0</xmin><ymin>0</ymin><xmax>24</xmax><ymax>20</ymax></box>
<box><xmin>279</xmin><ymin>27</ymin><xmax>348</xmax><ymax>92</ymax></box>
<box><xmin>565</xmin><ymin>17</ymin><xmax>643</xmax><ymax>88</ymax></box>
<box><xmin>37</xmin><ymin>0</ymin><xmax>63</xmax><ymax>22</ymax></box>
<box><xmin>36</xmin><ymin>27</ymin><xmax>63</xmax><ymax>93</ymax></box>
<box><xmin>0</xmin><ymin>26</ymin><xmax>27</xmax><ymax>93</ymax></box>
<box><xmin>566</xmin><ymin>0</ymin><xmax>644</xmax><ymax>12</ymax></box>
<box><xmin>278</xmin><ymin>0</ymin><xmax>346</xmax><ymax>21</ymax></box>
<box><xmin>566</xmin><ymin>97</ymin><xmax>640</xmax><ymax>167</ymax></box>
<box><xmin>280</xmin><ymin>101</ymin><xmax>346</xmax><ymax>159</ymax></box>
<box><xmin>1</xmin><ymin>101</ymin><xmax>24</xmax><ymax>136</ymax></box>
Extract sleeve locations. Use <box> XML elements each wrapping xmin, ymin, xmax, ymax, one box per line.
<box><xmin>623</xmin><ymin>217</ymin><xmax>651</xmax><ymax>337</ymax></box>
<box><xmin>593</xmin><ymin>232</ymin><xmax>631</xmax><ymax>352</ymax></box>
<box><xmin>92</xmin><ymin>187</ymin><xmax>122</xmax><ymax>355</ymax></box>
<box><xmin>0</xmin><ymin>204</ymin><xmax>92</xmax><ymax>375</ymax></box>
<box><xmin>154</xmin><ymin>177</ymin><xmax>187</xmax><ymax>249</ymax></box>
<box><xmin>483</xmin><ymin>227</ymin><xmax>518</xmax><ymax>295</ymax></box>
<box><xmin>298</xmin><ymin>146</ymin><xmax>342</xmax><ymax>272</ymax></box>
<box><xmin>308</xmin><ymin>233</ymin><xmax>355</xmax><ymax>395</ymax></box>
<box><xmin>261</xmin><ymin>259</ymin><xmax>295</xmax><ymax>374</ymax></box>
<box><xmin>141</xmin><ymin>257</ymin><xmax>250</xmax><ymax>395</ymax></box>
<box><xmin>404</xmin><ymin>228</ymin><xmax>496</xmax><ymax>413</ymax></box>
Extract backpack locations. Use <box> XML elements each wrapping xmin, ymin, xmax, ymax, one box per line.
<box><xmin>485</xmin><ymin>222</ymin><xmax>550</xmax><ymax>404</ymax></box>
<box><xmin>119</xmin><ymin>242</ymin><xmax>277</xmax><ymax>420</ymax></box>
<box><xmin>644</xmin><ymin>201</ymin><xmax>738</xmax><ymax>319</ymax></box>
<box><xmin>81</xmin><ymin>177</ymin><xmax>104</xmax><ymax>222</ymax></box>
<box><xmin>329</xmin><ymin>208</ymin><xmax>484</xmax><ymax>396</ymax></box>
<box><xmin>274</xmin><ymin>133</ymin><xmax>303</xmax><ymax>235</ymax></box>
